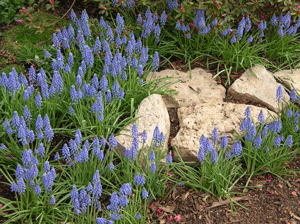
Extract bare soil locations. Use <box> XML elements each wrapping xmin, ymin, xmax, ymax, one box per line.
<box><xmin>0</xmin><ymin>2</ymin><xmax>299</xmax><ymax>224</ymax></box>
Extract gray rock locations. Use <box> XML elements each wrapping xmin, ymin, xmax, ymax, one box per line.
<box><xmin>171</xmin><ymin>102</ymin><xmax>277</xmax><ymax>162</ymax></box>
<box><xmin>146</xmin><ymin>68</ymin><xmax>226</xmax><ymax>108</ymax></box>
<box><xmin>115</xmin><ymin>94</ymin><xmax>170</xmax><ymax>159</ymax></box>
<box><xmin>228</xmin><ymin>65</ymin><xmax>290</xmax><ymax>113</ymax></box>
<box><xmin>273</xmin><ymin>69</ymin><xmax>300</xmax><ymax>93</ymax></box>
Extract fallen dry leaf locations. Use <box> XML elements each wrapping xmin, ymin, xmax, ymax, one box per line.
<box><xmin>182</xmin><ymin>191</ymin><xmax>190</xmax><ymax>201</ymax></box>
<box><xmin>161</xmin><ymin>205</ymin><xmax>175</xmax><ymax>213</ymax></box>
<box><xmin>290</xmin><ymin>211</ymin><xmax>300</xmax><ymax>221</ymax></box>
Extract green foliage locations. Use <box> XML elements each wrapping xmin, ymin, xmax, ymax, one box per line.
<box><xmin>1</xmin><ymin>3</ymin><xmax>300</xmax><ymax>223</ymax></box>
<box><xmin>2</xmin><ymin>11</ymin><xmax>68</xmax><ymax>66</ymax></box>
<box><xmin>235</xmin><ymin>103</ymin><xmax>300</xmax><ymax>186</ymax></box>
<box><xmin>173</xmin><ymin>146</ymin><xmax>244</xmax><ymax>199</ymax></box>
<box><xmin>0</xmin><ymin>0</ymin><xmax>26</xmax><ymax>24</ymax></box>
<box><xmin>89</xmin><ymin>0</ymin><xmax>300</xmax><ymax>25</ymax></box>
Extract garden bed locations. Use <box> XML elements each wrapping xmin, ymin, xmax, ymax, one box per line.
<box><xmin>0</xmin><ymin>1</ymin><xmax>300</xmax><ymax>223</ymax></box>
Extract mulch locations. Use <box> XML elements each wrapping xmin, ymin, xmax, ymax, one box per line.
<box><xmin>148</xmin><ymin>158</ymin><xmax>300</xmax><ymax>224</ymax></box>
<box><xmin>1</xmin><ymin>2</ymin><xmax>300</xmax><ymax>224</ymax></box>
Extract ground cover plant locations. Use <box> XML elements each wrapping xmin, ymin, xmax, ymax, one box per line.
<box><xmin>0</xmin><ymin>1</ymin><xmax>300</xmax><ymax>223</ymax></box>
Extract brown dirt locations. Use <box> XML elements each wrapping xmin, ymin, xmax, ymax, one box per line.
<box><xmin>148</xmin><ymin>158</ymin><xmax>300</xmax><ymax>224</ymax></box>
<box><xmin>1</xmin><ymin>3</ymin><xmax>300</xmax><ymax>224</ymax></box>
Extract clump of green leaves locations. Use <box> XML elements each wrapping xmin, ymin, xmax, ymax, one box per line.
<box><xmin>0</xmin><ymin>0</ymin><xmax>36</xmax><ymax>25</ymax></box>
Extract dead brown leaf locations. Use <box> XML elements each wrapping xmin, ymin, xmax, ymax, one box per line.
<box><xmin>161</xmin><ymin>204</ymin><xmax>175</xmax><ymax>213</ymax></box>
<box><xmin>290</xmin><ymin>211</ymin><xmax>300</xmax><ymax>221</ymax></box>
<box><xmin>182</xmin><ymin>191</ymin><xmax>190</xmax><ymax>201</ymax></box>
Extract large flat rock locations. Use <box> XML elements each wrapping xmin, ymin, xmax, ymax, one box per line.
<box><xmin>274</xmin><ymin>69</ymin><xmax>300</xmax><ymax>93</ymax></box>
<box><xmin>146</xmin><ymin>68</ymin><xmax>226</xmax><ymax>108</ymax></box>
<box><xmin>171</xmin><ymin>102</ymin><xmax>277</xmax><ymax>162</ymax></box>
<box><xmin>228</xmin><ymin>65</ymin><xmax>290</xmax><ymax>113</ymax></box>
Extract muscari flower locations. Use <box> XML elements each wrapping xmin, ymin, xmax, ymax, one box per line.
<box><xmin>23</xmin><ymin>89</ymin><xmax>30</xmax><ymax>102</ymax></box>
<box><xmin>45</xmin><ymin>122</ymin><xmax>54</xmax><ymax>142</ymax></box>
<box><xmin>287</xmin><ymin>109</ymin><xmax>293</xmax><ymax>118</ymax></box>
<box><xmin>211</xmin><ymin>18</ymin><xmax>218</xmax><ymax>26</ymax></box>
<box><xmin>276</xmin><ymin>85</ymin><xmax>283</xmax><ymax>103</ymax></box>
<box><xmin>152</xmin><ymin>51</ymin><xmax>159</xmax><ymax>72</ymax></box>
<box><xmin>149</xmin><ymin>150</ymin><xmax>155</xmax><ymax>161</ymax></box>
<box><xmin>107</xmin><ymin>192</ymin><xmax>120</xmax><ymax>212</ymax></box>
<box><xmin>254</xmin><ymin>135</ymin><xmax>262</xmax><ymax>149</ymax></box>
<box><xmin>38</xmin><ymin>143</ymin><xmax>45</xmax><ymax>158</ymax></box>
<box><xmin>166</xmin><ymin>152</ymin><xmax>172</xmax><ymax>164</ymax></box>
<box><xmin>271</xmin><ymin>13</ymin><xmax>278</xmax><ymax>27</ymax></box>
<box><xmin>290</xmin><ymin>88</ymin><xmax>297</xmax><ymax>101</ymax></box>
<box><xmin>134</xmin><ymin>173</ymin><xmax>145</xmax><ymax>187</ymax></box>
<box><xmin>219</xmin><ymin>135</ymin><xmax>228</xmax><ymax>150</ymax></box>
<box><xmin>258</xmin><ymin>110</ymin><xmax>265</xmax><ymax>124</ymax></box>
<box><xmin>225</xmin><ymin>151</ymin><xmax>232</xmax><ymax>160</ymax></box>
<box><xmin>34</xmin><ymin>183</ymin><xmax>41</xmax><ymax>196</ymax></box>
<box><xmin>54</xmin><ymin>152</ymin><xmax>60</xmax><ymax>160</ymax></box>
<box><xmin>17</xmin><ymin>177</ymin><xmax>26</xmax><ymax>195</ymax></box>
<box><xmin>16</xmin><ymin>164</ymin><xmax>24</xmax><ymax>180</ymax></box>
<box><xmin>109</xmin><ymin>162</ymin><xmax>114</xmax><ymax>172</ymax></box>
<box><xmin>278</xmin><ymin>26</ymin><xmax>284</xmax><ymax>38</ymax></box>
<box><xmin>150</xmin><ymin>161</ymin><xmax>156</xmax><ymax>173</ymax></box>
<box><xmin>35</xmin><ymin>92</ymin><xmax>42</xmax><ymax>109</ymax></box>
<box><xmin>28</xmin><ymin>65</ymin><xmax>36</xmax><ymax>85</ymax></box>
<box><xmin>119</xmin><ymin>183</ymin><xmax>132</xmax><ymax>196</ymax></box>
<box><xmin>245</xmin><ymin>124</ymin><xmax>256</xmax><ymax>142</ymax></box>
<box><xmin>52</xmin><ymin>71</ymin><xmax>63</xmax><ymax>95</ymax></box>
<box><xmin>231</xmin><ymin>141</ymin><xmax>242</xmax><ymax>157</ymax></box>
<box><xmin>211</xmin><ymin>127</ymin><xmax>218</xmax><ymax>146</ymax></box>
<box><xmin>230</xmin><ymin>36</ymin><xmax>237</xmax><ymax>44</ymax></box>
<box><xmin>62</xmin><ymin>143</ymin><xmax>71</xmax><ymax>162</ymax></box>
<box><xmin>211</xmin><ymin>149</ymin><xmax>218</xmax><ymax>165</ymax></box>
<box><xmin>44</xmin><ymin>49</ymin><xmax>51</xmax><ymax>58</ymax></box>
<box><xmin>96</xmin><ymin>218</ymin><xmax>110</xmax><ymax>224</ymax></box>
<box><xmin>108</xmin><ymin>133</ymin><xmax>117</xmax><ymax>150</ymax></box>
<box><xmin>136</xmin><ymin>213</ymin><xmax>142</xmax><ymax>220</ymax></box>
<box><xmin>273</xmin><ymin>135</ymin><xmax>282</xmax><ymax>148</ymax></box>
<box><xmin>286</xmin><ymin>135</ymin><xmax>293</xmax><ymax>148</ymax></box>
<box><xmin>50</xmin><ymin>195</ymin><xmax>55</xmax><ymax>205</ymax></box>
<box><xmin>0</xmin><ymin>143</ymin><xmax>6</xmax><ymax>150</ymax></box>
<box><xmin>142</xmin><ymin>187</ymin><xmax>148</xmax><ymax>199</ymax></box>
<box><xmin>99</xmin><ymin>75</ymin><xmax>108</xmax><ymax>92</ymax></box>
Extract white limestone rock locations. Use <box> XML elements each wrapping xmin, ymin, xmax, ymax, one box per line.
<box><xmin>274</xmin><ymin>69</ymin><xmax>300</xmax><ymax>93</ymax></box>
<box><xmin>146</xmin><ymin>68</ymin><xmax>226</xmax><ymax>108</ymax></box>
<box><xmin>171</xmin><ymin>102</ymin><xmax>277</xmax><ymax>162</ymax></box>
<box><xmin>228</xmin><ymin>65</ymin><xmax>290</xmax><ymax>113</ymax></box>
<box><xmin>115</xmin><ymin>94</ymin><xmax>170</xmax><ymax>159</ymax></box>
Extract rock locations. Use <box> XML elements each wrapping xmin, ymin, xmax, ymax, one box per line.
<box><xmin>146</xmin><ymin>68</ymin><xmax>226</xmax><ymax>108</ymax></box>
<box><xmin>228</xmin><ymin>65</ymin><xmax>290</xmax><ymax>113</ymax></box>
<box><xmin>273</xmin><ymin>69</ymin><xmax>300</xmax><ymax>93</ymax></box>
<box><xmin>115</xmin><ymin>94</ymin><xmax>170</xmax><ymax>159</ymax></box>
<box><xmin>171</xmin><ymin>102</ymin><xmax>277</xmax><ymax>162</ymax></box>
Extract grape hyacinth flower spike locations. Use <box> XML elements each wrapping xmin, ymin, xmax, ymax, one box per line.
<box><xmin>276</xmin><ymin>85</ymin><xmax>283</xmax><ymax>103</ymax></box>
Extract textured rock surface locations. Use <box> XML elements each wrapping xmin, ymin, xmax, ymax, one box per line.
<box><xmin>146</xmin><ymin>68</ymin><xmax>226</xmax><ymax>108</ymax></box>
<box><xmin>274</xmin><ymin>69</ymin><xmax>300</xmax><ymax>93</ymax></box>
<box><xmin>228</xmin><ymin>65</ymin><xmax>290</xmax><ymax>113</ymax></box>
<box><xmin>116</xmin><ymin>65</ymin><xmax>291</xmax><ymax>163</ymax></box>
<box><xmin>171</xmin><ymin>102</ymin><xmax>277</xmax><ymax>162</ymax></box>
<box><xmin>115</xmin><ymin>94</ymin><xmax>170</xmax><ymax>157</ymax></box>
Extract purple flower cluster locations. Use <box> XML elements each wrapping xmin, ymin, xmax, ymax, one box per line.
<box><xmin>3</xmin><ymin>109</ymin><xmax>53</xmax><ymax>145</ymax></box>
<box><xmin>71</xmin><ymin>170</ymin><xmax>102</xmax><ymax>216</ymax></box>
<box><xmin>11</xmin><ymin>149</ymin><xmax>56</xmax><ymax>197</ymax></box>
<box><xmin>271</xmin><ymin>12</ymin><xmax>299</xmax><ymax>37</ymax></box>
<box><xmin>95</xmin><ymin>182</ymin><xmax>134</xmax><ymax>222</ymax></box>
